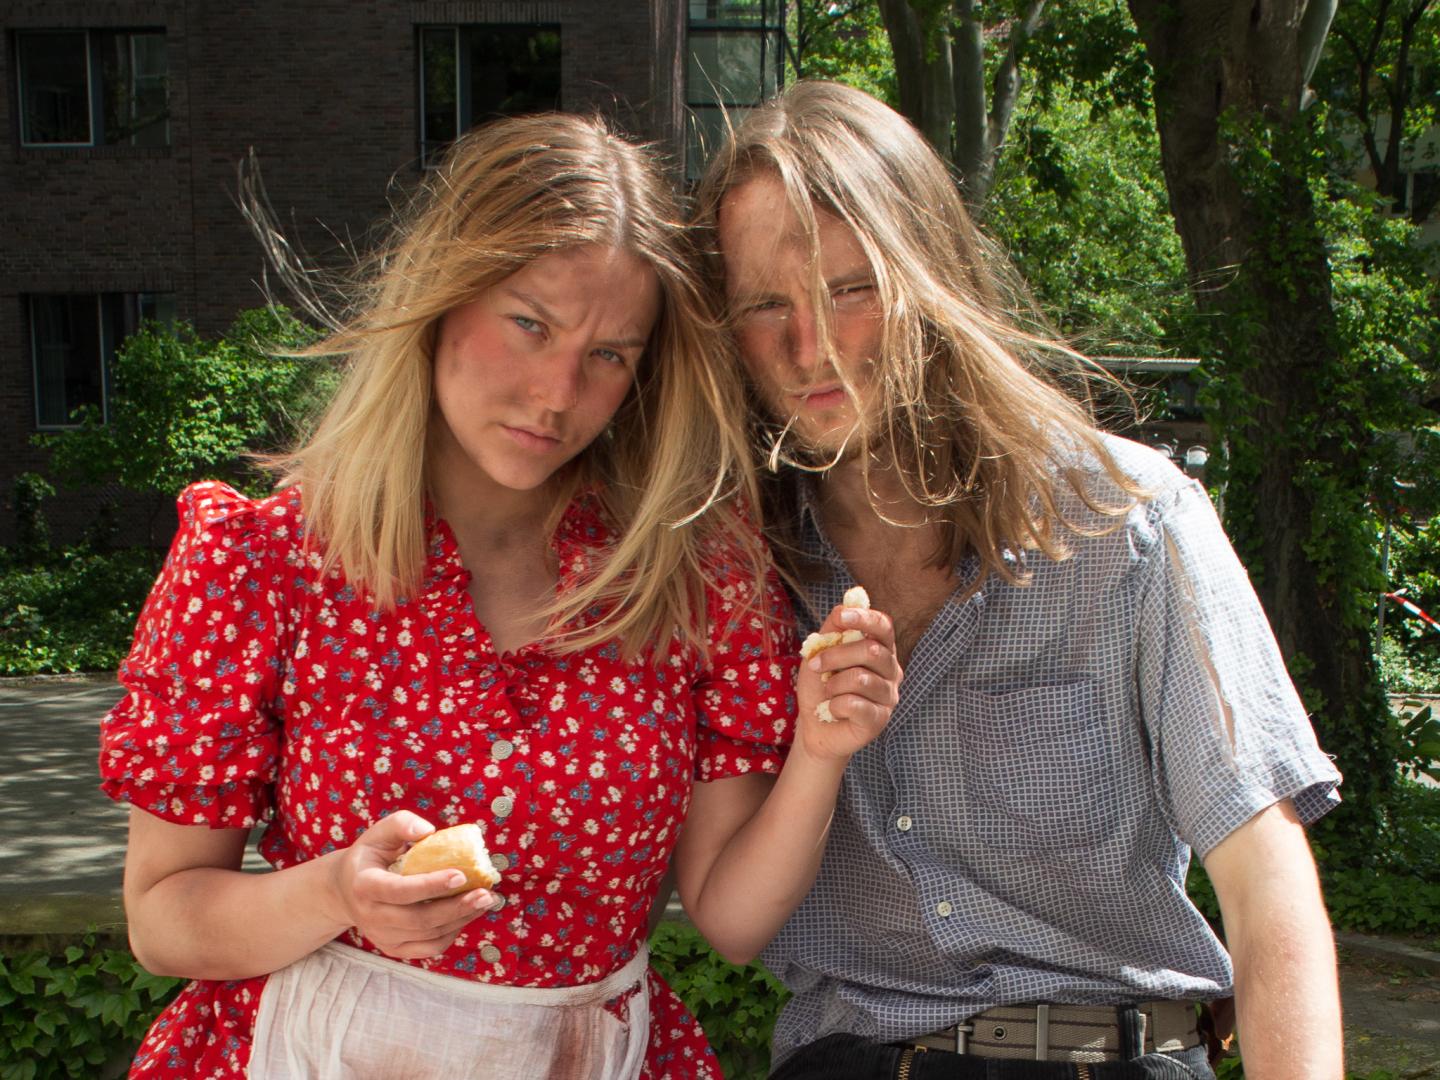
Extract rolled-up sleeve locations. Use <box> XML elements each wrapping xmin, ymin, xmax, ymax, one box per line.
<box><xmin>1135</xmin><ymin>479</ymin><xmax>1342</xmax><ymax>858</ymax></box>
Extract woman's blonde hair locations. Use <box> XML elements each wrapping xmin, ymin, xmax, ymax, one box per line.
<box><xmin>693</xmin><ymin>80</ymin><xmax>1139</xmax><ymax>587</ymax></box>
<box><xmin>272</xmin><ymin>112</ymin><xmax>765</xmax><ymax>654</ymax></box>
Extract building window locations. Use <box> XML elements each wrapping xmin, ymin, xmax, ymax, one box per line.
<box><xmin>418</xmin><ymin>24</ymin><xmax>562</xmax><ymax>167</ymax></box>
<box><xmin>15</xmin><ymin>28</ymin><xmax>169</xmax><ymax>147</ymax></box>
<box><xmin>686</xmin><ymin>0</ymin><xmax>784</xmax><ymax>179</ymax></box>
<box><xmin>29</xmin><ymin>293</ymin><xmax>175</xmax><ymax>428</ymax></box>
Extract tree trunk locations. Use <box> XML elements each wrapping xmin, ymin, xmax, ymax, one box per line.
<box><xmin>1128</xmin><ymin>0</ymin><xmax>1391</xmax><ymax>845</ymax></box>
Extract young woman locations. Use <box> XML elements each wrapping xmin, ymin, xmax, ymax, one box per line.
<box><xmin>100</xmin><ymin>113</ymin><xmax>900</xmax><ymax>1079</ymax></box>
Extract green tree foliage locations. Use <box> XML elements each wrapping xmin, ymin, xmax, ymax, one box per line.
<box><xmin>788</xmin><ymin>1</ymin><xmax>896</xmax><ymax>102</ymax></box>
<box><xmin>790</xmin><ymin>0</ymin><xmax>1192</xmax><ymax>356</ymax></box>
<box><xmin>1313</xmin><ymin>0</ymin><xmax>1440</xmax><ymax>218</ymax></box>
<box><xmin>985</xmin><ymin>87</ymin><xmax>1190</xmax><ymax>354</ymax></box>
<box><xmin>38</xmin><ymin>307</ymin><xmax>334</xmax><ymax>502</ymax></box>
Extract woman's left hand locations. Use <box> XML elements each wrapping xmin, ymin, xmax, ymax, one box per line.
<box><xmin>795</xmin><ymin>604</ymin><xmax>902</xmax><ymax>763</ymax></box>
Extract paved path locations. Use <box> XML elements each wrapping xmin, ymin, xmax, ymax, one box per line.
<box><xmin>3</xmin><ymin>675</ymin><xmax>1439</xmax><ymax>1075</ymax></box>
<box><xmin>0</xmin><ymin>675</ymin><xmax>265</xmax><ymax>930</ymax></box>
<box><xmin>0</xmin><ymin>675</ymin><xmax>129</xmax><ymax>895</ymax></box>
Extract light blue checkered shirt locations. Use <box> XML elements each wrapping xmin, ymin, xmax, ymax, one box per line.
<box><xmin>762</xmin><ymin>436</ymin><xmax>1341</xmax><ymax>1067</ymax></box>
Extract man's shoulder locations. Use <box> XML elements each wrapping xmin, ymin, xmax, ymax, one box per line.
<box><xmin>1068</xmin><ymin>433</ymin><xmax>1192</xmax><ymax>498</ymax></box>
<box><xmin>1046</xmin><ymin>433</ymin><xmax>1196</xmax><ymax>545</ymax></box>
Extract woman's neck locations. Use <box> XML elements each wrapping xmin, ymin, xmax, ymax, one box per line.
<box><xmin>426</xmin><ymin>439</ymin><xmax>557</xmax><ymax>552</ymax></box>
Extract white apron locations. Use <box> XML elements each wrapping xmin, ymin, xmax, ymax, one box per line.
<box><xmin>248</xmin><ymin>941</ymin><xmax>651</xmax><ymax>1080</ymax></box>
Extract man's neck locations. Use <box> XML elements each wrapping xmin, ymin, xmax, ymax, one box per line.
<box><xmin>812</xmin><ymin>455</ymin><xmax>958</xmax><ymax>663</ymax></box>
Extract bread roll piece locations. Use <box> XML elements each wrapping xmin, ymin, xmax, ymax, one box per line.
<box><xmin>389</xmin><ymin>823</ymin><xmax>501</xmax><ymax>897</ymax></box>
<box><xmin>804</xmin><ymin>585</ymin><xmax>873</xmax><ymax>722</ymax></box>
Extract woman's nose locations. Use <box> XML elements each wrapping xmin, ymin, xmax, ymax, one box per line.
<box><xmin>533</xmin><ymin>349</ymin><xmax>584</xmax><ymax>411</ymax></box>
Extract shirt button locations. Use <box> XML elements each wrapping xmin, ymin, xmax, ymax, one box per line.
<box><xmin>935</xmin><ymin>900</ymin><xmax>954</xmax><ymax>917</ymax></box>
<box><xmin>490</xmin><ymin>853</ymin><xmax>510</xmax><ymax>872</ymax></box>
<box><xmin>480</xmin><ymin>944</ymin><xmax>502</xmax><ymax>963</ymax></box>
<box><xmin>491</xmin><ymin>739</ymin><xmax>515</xmax><ymax>761</ymax></box>
<box><xmin>896</xmin><ymin>815</ymin><xmax>913</xmax><ymax>832</ymax></box>
<box><xmin>491</xmin><ymin>795</ymin><xmax>514</xmax><ymax>818</ymax></box>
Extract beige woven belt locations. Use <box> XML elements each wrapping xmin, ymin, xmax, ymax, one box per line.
<box><xmin>903</xmin><ymin>1001</ymin><xmax>1201</xmax><ymax>1063</ymax></box>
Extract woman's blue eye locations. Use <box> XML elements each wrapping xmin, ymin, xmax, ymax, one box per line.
<box><xmin>595</xmin><ymin>348</ymin><xmax>626</xmax><ymax>366</ymax></box>
<box><xmin>512</xmin><ymin>315</ymin><xmax>541</xmax><ymax>333</ymax></box>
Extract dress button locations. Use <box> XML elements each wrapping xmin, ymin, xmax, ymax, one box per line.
<box><xmin>489</xmin><ymin>892</ymin><xmax>507</xmax><ymax>910</ymax></box>
<box><xmin>491</xmin><ymin>795</ymin><xmax>514</xmax><ymax>818</ymax></box>
<box><xmin>896</xmin><ymin>815</ymin><xmax>913</xmax><ymax>832</ymax></box>
<box><xmin>491</xmin><ymin>739</ymin><xmax>515</xmax><ymax>761</ymax></box>
<box><xmin>490</xmin><ymin>853</ymin><xmax>510</xmax><ymax>872</ymax></box>
<box><xmin>935</xmin><ymin>900</ymin><xmax>954</xmax><ymax>917</ymax></box>
<box><xmin>480</xmin><ymin>944</ymin><xmax>502</xmax><ymax>963</ymax></box>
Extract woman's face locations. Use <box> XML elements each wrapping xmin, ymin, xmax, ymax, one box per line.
<box><xmin>717</xmin><ymin>173</ymin><xmax>884</xmax><ymax>459</ymax></box>
<box><xmin>430</xmin><ymin>244</ymin><xmax>661</xmax><ymax>502</ymax></box>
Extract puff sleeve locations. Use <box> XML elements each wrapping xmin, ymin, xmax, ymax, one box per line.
<box><xmin>691</xmin><ymin>532</ymin><xmax>798</xmax><ymax>783</ymax></box>
<box><xmin>99</xmin><ymin>482</ymin><xmax>298</xmax><ymax>829</ymax></box>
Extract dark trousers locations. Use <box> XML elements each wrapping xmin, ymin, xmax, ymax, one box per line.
<box><xmin>769</xmin><ymin>1033</ymin><xmax>1217</xmax><ymax>1080</ymax></box>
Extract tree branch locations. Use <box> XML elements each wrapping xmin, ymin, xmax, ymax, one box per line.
<box><xmin>983</xmin><ymin>0</ymin><xmax>1047</xmax><ymax>199</ymax></box>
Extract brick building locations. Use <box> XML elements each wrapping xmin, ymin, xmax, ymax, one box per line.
<box><xmin>0</xmin><ymin>0</ymin><xmax>784</xmax><ymax>544</ymax></box>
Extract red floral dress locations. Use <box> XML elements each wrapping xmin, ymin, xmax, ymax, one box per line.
<box><xmin>99</xmin><ymin>482</ymin><xmax>797</xmax><ymax>1078</ymax></box>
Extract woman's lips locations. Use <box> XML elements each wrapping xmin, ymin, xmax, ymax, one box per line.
<box><xmin>501</xmin><ymin>425</ymin><xmax>563</xmax><ymax>451</ymax></box>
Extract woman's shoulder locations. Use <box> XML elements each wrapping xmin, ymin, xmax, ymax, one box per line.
<box><xmin>172</xmin><ymin>480</ymin><xmax>308</xmax><ymax>555</ymax></box>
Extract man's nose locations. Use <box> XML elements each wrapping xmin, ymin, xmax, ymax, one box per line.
<box><xmin>786</xmin><ymin>309</ymin><xmax>822</xmax><ymax>373</ymax></box>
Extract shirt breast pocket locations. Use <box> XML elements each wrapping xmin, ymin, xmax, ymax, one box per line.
<box><xmin>957</xmin><ymin>680</ymin><xmax>1118</xmax><ymax>855</ymax></box>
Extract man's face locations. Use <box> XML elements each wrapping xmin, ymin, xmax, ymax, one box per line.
<box><xmin>717</xmin><ymin>174</ymin><xmax>883</xmax><ymax>458</ymax></box>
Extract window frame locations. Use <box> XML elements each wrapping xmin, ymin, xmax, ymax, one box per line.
<box><xmin>28</xmin><ymin>292</ymin><xmax>175</xmax><ymax>430</ymax></box>
<box><xmin>16</xmin><ymin>29</ymin><xmax>95</xmax><ymax>148</ymax></box>
<box><xmin>416</xmin><ymin>22</ymin><xmax>563</xmax><ymax>170</ymax></box>
<box><xmin>684</xmin><ymin>0</ymin><xmax>786</xmax><ymax>179</ymax></box>
<box><xmin>15</xmin><ymin>27</ymin><xmax>169</xmax><ymax>149</ymax></box>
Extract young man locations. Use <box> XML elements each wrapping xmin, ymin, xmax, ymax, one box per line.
<box><xmin>696</xmin><ymin>81</ymin><xmax>1344</xmax><ymax>1080</ymax></box>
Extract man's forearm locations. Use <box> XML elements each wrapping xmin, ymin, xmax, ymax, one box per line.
<box><xmin>1205</xmin><ymin>799</ymin><xmax>1342</xmax><ymax>1080</ymax></box>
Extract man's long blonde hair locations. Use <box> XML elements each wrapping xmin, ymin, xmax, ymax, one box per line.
<box><xmin>274</xmin><ymin>113</ymin><xmax>764</xmax><ymax>654</ymax></box>
<box><xmin>694</xmin><ymin>81</ymin><xmax>1138</xmax><ymax>586</ymax></box>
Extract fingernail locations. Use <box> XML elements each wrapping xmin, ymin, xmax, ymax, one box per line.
<box><xmin>839</xmin><ymin>610</ymin><xmax>858</xmax><ymax>625</ymax></box>
<box><xmin>447</xmin><ymin>872</ymin><xmax>466</xmax><ymax>889</ymax></box>
<box><xmin>808</xmin><ymin>657</ymin><xmax>821</xmax><ymax>671</ymax></box>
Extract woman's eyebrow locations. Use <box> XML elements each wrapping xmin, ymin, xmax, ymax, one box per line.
<box><xmin>501</xmin><ymin>287</ymin><xmax>562</xmax><ymax>326</ymax></box>
<box><xmin>503</xmin><ymin>286</ymin><xmax>647</xmax><ymax>349</ymax></box>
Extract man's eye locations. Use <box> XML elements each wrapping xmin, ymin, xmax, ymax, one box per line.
<box><xmin>833</xmin><ymin>284</ymin><xmax>875</xmax><ymax>305</ymax></box>
<box><xmin>743</xmin><ymin>300</ymin><xmax>784</xmax><ymax>317</ymax></box>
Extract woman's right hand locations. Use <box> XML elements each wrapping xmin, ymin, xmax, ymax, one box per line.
<box><xmin>328</xmin><ymin>811</ymin><xmax>497</xmax><ymax>960</ymax></box>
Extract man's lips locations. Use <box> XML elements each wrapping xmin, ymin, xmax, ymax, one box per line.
<box><xmin>791</xmin><ymin>384</ymin><xmax>847</xmax><ymax>408</ymax></box>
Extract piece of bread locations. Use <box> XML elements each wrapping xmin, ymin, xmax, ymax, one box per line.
<box><xmin>389</xmin><ymin>823</ymin><xmax>501</xmax><ymax>896</ymax></box>
<box><xmin>804</xmin><ymin>585</ymin><xmax>873</xmax><ymax>722</ymax></box>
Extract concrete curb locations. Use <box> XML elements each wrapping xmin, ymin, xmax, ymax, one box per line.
<box><xmin>0</xmin><ymin>894</ymin><xmax>128</xmax><ymax>952</ymax></box>
<box><xmin>1336</xmin><ymin>931</ymin><xmax>1440</xmax><ymax>977</ymax></box>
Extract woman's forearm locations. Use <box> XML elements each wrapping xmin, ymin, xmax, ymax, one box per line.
<box><xmin>679</xmin><ymin>746</ymin><xmax>847</xmax><ymax>965</ymax></box>
<box><xmin>123</xmin><ymin>807</ymin><xmax>490</xmax><ymax>980</ymax></box>
<box><xmin>123</xmin><ymin>812</ymin><xmax>352</xmax><ymax>980</ymax></box>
